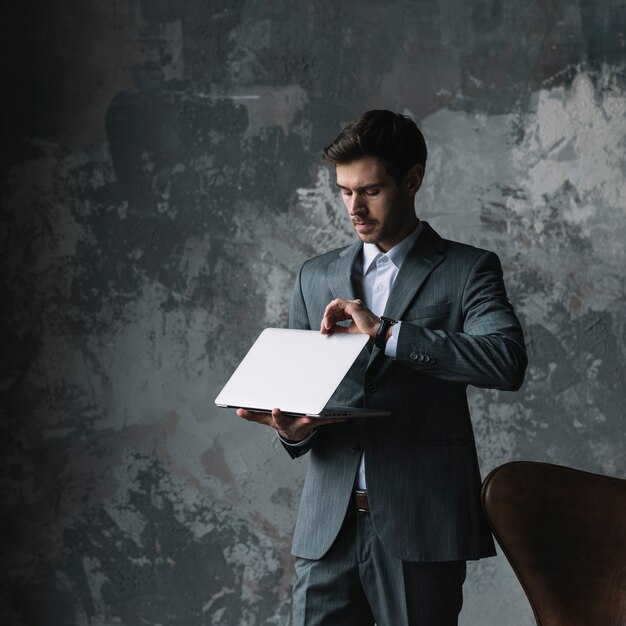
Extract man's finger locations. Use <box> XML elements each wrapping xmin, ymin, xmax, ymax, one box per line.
<box><xmin>273</xmin><ymin>413</ymin><xmax>314</xmax><ymax>430</ymax></box>
<box><xmin>321</xmin><ymin>299</ymin><xmax>348</xmax><ymax>327</ymax></box>
<box><xmin>237</xmin><ymin>408</ymin><xmax>272</xmax><ymax>426</ymax></box>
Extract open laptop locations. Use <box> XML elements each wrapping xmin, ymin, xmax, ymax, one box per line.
<box><xmin>215</xmin><ymin>328</ymin><xmax>390</xmax><ymax>418</ymax></box>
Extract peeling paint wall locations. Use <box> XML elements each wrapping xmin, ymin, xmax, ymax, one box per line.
<box><xmin>1</xmin><ymin>1</ymin><xmax>625</xmax><ymax>624</ymax></box>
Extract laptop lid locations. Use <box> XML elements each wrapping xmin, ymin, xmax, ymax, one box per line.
<box><xmin>215</xmin><ymin>328</ymin><xmax>371</xmax><ymax>416</ymax></box>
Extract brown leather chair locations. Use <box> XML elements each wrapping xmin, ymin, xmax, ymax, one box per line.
<box><xmin>481</xmin><ymin>461</ymin><xmax>626</xmax><ymax>626</ymax></box>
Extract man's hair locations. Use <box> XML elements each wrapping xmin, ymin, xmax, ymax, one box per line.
<box><xmin>322</xmin><ymin>110</ymin><xmax>427</xmax><ymax>184</ymax></box>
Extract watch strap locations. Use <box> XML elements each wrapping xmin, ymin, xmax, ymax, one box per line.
<box><xmin>375</xmin><ymin>316</ymin><xmax>397</xmax><ymax>349</ymax></box>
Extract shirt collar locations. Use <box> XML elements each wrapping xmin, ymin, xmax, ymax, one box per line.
<box><xmin>362</xmin><ymin>220</ymin><xmax>424</xmax><ymax>276</ymax></box>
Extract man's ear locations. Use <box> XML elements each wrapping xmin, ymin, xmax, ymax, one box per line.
<box><xmin>404</xmin><ymin>164</ymin><xmax>424</xmax><ymax>195</ymax></box>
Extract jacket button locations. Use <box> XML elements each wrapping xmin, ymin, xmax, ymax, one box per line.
<box><xmin>410</xmin><ymin>351</ymin><xmax>418</xmax><ymax>360</ymax></box>
<box><xmin>350</xmin><ymin>443</ymin><xmax>361</xmax><ymax>453</ymax></box>
<box><xmin>417</xmin><ymin>354</ymin><xmax>424</xmax><ymax>362</ymax></box>
<box><xmin>366</xmin><ymin>382</ymin><xmax>377</xmax><ymax>393</ymax></box>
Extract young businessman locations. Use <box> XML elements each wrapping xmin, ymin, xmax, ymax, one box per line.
<box><xmin>238</xmin><ymin>110</ymin><xmax>527</xmax><ymax>626</ymax></box>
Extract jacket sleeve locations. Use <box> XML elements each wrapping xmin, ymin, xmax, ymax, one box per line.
<box><xmin>278</xmin><ymin>263</ymin><xmax>320</xmax><ymax>457</ymax></box>
<box><xmin>395</xmin><ymin>251</ymin><xmax>527</xmax><ymax>390</ymax></box>
<box><xmin>278</xmin><ymin>431</ymin><xmax>319</xmax><ymax>459</ymax></box>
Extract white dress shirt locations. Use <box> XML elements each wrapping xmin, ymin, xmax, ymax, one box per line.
<box><xmin>281</xmin><ymin>221</ymin><xmax>424</xmax><ymax>491</ymax></box>
<box><xmin>353</xmin><ymin>221</ymin><xmax>423</xmax><ymax>488</ymax></box>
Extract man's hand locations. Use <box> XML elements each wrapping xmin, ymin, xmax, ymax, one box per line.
<box><xmin>237</xmin><ymin>407</ymin><xmax>344</xmax><ymax>441</ymax></box>
<box><xmin>321</xmin><ymin>298</ymin><xmax>382</xmax><ymax>341</ymax></box>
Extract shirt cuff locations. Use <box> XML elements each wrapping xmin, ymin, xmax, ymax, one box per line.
<box><xmin>384</xmin><ymin>321</ymin><xmax>401</xmax><ymax>358</ymax></box>
<box><xmin>277</xmin><ymin>431</ymin><xmax>317</xmax><ymax>448</ymax></box>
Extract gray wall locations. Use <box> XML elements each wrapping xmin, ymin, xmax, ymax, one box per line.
<box><xmin>2</xmin><ymin>1</ymin><xmax>625</xmax><ymax>624</ymax></box>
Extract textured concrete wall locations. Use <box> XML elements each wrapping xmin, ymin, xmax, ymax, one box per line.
<box><xmin>1</xmin><ymin>1</ymin><xmax>625</xmax><ymax>624</ymax></box>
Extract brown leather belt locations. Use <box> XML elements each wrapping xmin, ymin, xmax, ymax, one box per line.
<box><xmin>354</xmin><ymin>489</ymin><xmax>370</xmax><ymax>512</ymax></box>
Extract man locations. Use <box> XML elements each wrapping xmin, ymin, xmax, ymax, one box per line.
<box><xmin>238</xmin><ymin>110</ymin><xmax>527</xmax><ymax>625</ymax></box>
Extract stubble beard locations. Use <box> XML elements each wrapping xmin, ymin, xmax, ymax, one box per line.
<box><xmin>353</xmin><ymin>216</ymin><xmax>404</xmax><ymax>247</ymax></box>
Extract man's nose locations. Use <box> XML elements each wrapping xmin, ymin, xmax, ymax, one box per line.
<box><xmin>348</xmin><ymin>193</ymin><xmax>367</xmax><ymax>215</ymax></box>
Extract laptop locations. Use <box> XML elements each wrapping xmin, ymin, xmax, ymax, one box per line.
<box><xmin>215</xmin><ymin>328</ymin><xmax>390</xmax><ymax>418</ymax></box>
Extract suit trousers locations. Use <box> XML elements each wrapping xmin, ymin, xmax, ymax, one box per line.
<box><xmin>292</xmin><ymin>506</ymin><xmax>466</xmax><ymax>626</ymax></box>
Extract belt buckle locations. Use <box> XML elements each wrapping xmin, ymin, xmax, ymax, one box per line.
<box><xmin>354</xmin><ymin>489</ymin><xmax>368</xmax><ymax>512</ymax></box>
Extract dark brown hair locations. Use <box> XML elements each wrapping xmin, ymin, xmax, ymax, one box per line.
<box><xmin>322</xmin><ymin>110</ymin><xmax>427</xmax><ymax>184</ymax></box>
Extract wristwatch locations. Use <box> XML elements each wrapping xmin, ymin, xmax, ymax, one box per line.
<box><xmin>374</xmin><ymin>316</ymin><xmax>398</xmax><ymax>349</ymax></box>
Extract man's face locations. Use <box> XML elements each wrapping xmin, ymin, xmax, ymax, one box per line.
<box><xmin>335</xmin><ymin>156</ymin><xmax>421</xmax><ymax>253</ymax></box>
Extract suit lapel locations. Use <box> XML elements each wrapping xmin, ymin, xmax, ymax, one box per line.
<box><xmin>367</xmin><ymin>222</ymin><xmax>447</xmax><ymax>372</ymax></box>
<box><xmin>383</xmin><ymin>223</ymin><xmax>446</xmax><ymax>320</ymax></box>
<box><xmin>327</xmin><ymin>241</ymin><xmax>362</xmax><ymax>301</ymax></box>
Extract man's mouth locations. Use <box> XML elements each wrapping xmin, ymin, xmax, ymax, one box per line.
<box><xmin>353</xmin><ymin>222</ymin><xmax>377</xmax><ymax>236</ymax></box>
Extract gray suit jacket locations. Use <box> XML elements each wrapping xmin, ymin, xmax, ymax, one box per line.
<box><xmin>285</xmin><ymin>222</ymin><xmax>527</xmax><ymax>562</ymax></box>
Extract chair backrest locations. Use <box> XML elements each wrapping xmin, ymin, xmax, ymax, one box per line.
<box><xmin>481</xmin><ymin>461</ymin><xmax>626</xmax><ymax>626</ymax></box>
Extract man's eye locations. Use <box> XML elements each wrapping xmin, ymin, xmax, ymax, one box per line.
<box><xmin>341</xmin><ymin>190</ymin><xmax>352</xmax><ymax>197</ymax></box>
<box><xmin>365</xmin><ymin>188</ymin><xmax>379</xmax><ymax>196</ymax></box>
